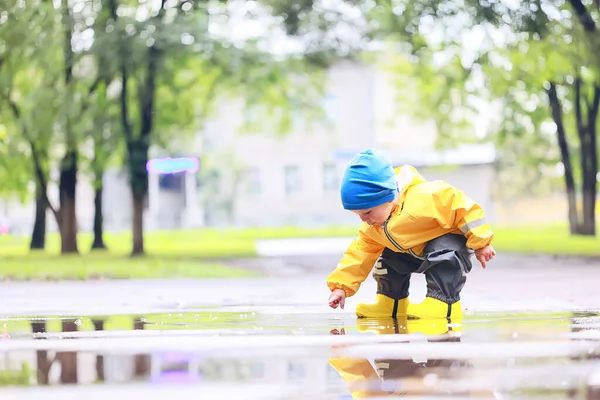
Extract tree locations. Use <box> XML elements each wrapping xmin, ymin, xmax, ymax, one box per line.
<box><xmin>57</xmin><ymin>0</ymin><xmax>79</xmax><ymax>254</ymax></box>
<box><xmin>0</xmin><ymin>0</ymin><xmax>103</xmax><ymax>251</ymax></box>
<box><xmin>97</xmin><ymin>0</ymin><xmax>191</xmax><ymax>255</ymax></box>
<box><xmin>355</xmin><ymin>0</ymin><xmax>600</xmax><ymax>235</ymax></box>
<box><xmin>87</xmin><ymin>81</ymin><xmax>121</xmax><ymax>250</ymax></box>
<box><xmin>0</xmin><ymin>1</ymin><xmax>61</xmax><ymax>249</ymax></box>
<box><xmin>0</xmin><ymin>123</ymin><xmax>34</xmax><ymax>234</ymax></box>
<box><xmin>88</xmin><ymin>0</ymin><xmax>353</xmax><ymax>255</ymax></box>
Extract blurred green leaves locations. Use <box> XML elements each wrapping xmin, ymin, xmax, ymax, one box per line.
<box><xmin>0</xmin><ymin>0</ymin><xmax>358</xmax><ymax>246</ymax></box>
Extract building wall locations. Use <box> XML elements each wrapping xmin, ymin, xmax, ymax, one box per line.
<box><xmin>197</xmin><ymin>60</ymin><xmax>379</xmax><ymax>227</ymax></box>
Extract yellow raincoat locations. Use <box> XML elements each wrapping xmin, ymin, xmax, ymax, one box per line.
<box><xmin>326</xmin><ymin>165</ymin><xmax>494</xmax><ymax>298</ymax></box>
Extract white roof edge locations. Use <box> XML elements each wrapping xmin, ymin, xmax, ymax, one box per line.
<box><xmin>390</xmin><ymin>143</ymin><xmax>497</xmax><ymax>167</ymax></box>
<box><xmin>336</xmin><ymin>144</ymin><xmax>497</xmax><ymax>167</ymax></box>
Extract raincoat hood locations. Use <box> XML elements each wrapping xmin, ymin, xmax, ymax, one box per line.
<box><xmin>394</xmin><ymin>164</ymin><xmax>427</xmax><ymax>200</ymax></box>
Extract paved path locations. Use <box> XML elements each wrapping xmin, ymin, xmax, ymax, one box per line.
<box><xmin>1</xmin><ymin>255</ymin><xmax>599</xmax><ymax>317</ymax></box>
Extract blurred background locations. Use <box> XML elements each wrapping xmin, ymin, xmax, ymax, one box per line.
<box><xmin>1</xmin><ymin>0</ymin><xmax>599</xmax><ymax>279</ymax></box>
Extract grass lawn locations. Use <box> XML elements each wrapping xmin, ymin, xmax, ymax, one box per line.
<box><xmin>0</xmin><ymin>253</ymin><xmax>261</xmax><ymax>280</ymax></box>
<box><xmin>492</xmin><ymin>223</ymin><xmax>600</xmax><ymax>256</ymax></box>
<box><xmin>1</xmin><ymin>222</ymin><xmax>599</xmax><ymax>281</ymax></box>
<box><xmin>0</xmin><ymin>226</ymin><xmax>359</xmax><ymax>281</ymax></box>
<box><xmin>0</xmin><ymin>230</ymin><xmax>264</xmax><ymax>281</ymax></box>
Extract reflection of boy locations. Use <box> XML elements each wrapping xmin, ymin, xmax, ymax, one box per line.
<box><xmin>326</xmin><ymin>149</ymin><xmax>495</xmax><ymax>319</ymax></box>
<box><xmin>328</xmin><ymin>332</ymin><xmax>476</xmax><ymax>398</ymax></box>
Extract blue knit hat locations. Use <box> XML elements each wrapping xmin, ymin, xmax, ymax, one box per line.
<box><xmin>340</xmin><ymin>149</ymin><xmax>398</xmax><ymax>210</ymax></box>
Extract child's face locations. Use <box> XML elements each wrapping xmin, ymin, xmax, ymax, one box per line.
<box><xmin>351</xmin><ymin>199</ymin><xmax>397</xmax><ymax>227</ymax></box>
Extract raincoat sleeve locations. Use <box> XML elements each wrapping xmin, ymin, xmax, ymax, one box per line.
<box><xmin>326</xmin><ymin>224</ymin><xmax>384</xmax><ymax>298</ymax></box>
<box><xmin>431</xmin><ymin>184</ymin><xmax>494</xmax><ymax>250</ymax></box>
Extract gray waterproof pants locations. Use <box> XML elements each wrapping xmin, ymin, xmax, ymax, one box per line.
<box><xmin>373</xmin><ymin>233</ymin><xmax>474</xmax><ymax>304</ymax></box>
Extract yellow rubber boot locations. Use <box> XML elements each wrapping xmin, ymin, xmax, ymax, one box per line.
<box><xmin>356</xmin><ymin>317</ymin><xmax>408</xmax><ymax>335</ymax></box>
<box><xmin>356</xmin><ymin>294</ymin><xmax>408</xmax><ymax>319</ymax></box>
<box><xmin>407</xmin><ymin>297</ymin><xmax>462</xmax><ymax>320</ymax></box>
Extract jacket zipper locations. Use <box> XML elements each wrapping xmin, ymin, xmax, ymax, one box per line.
<box><xmin>382</xmin><ymin>220</ymin><xmax>424</xmax><ymax>260</ymax></box>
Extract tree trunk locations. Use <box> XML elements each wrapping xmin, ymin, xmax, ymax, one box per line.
<box><xmin>547</xmin><ymin>83</ymin><xmax>580</xmax><ymax>234</ymax></box>
<box><xmin>60</xmin><ymin>2</ymin><xmax>79</xmax><ymax>253</ymax></box>
<box><xmin>587</xmin><ymin>86</ymin><xmax>600</xmax><ymax>235</ymax></box>
<box><xmin>93</xmin><ymin>320</ymin><xmax>105</xmax><ymax>382</ymax></box>
<box><xmin>133</xmin><ymin>318</ymin><xmax>150</xmax><ymax>377</ymax></box>
<box><xmin>91</xmin><ymin>176</ymin><xmax>106</xmax><ymax>250</ymax></box>
<box><xmin>580</xmin><ymin>141</ymin><xmax>596</xmax><ymax>235</ymax></box>
<box><xmin>30</xmin><ymin>183</ymin><xmax>47</xmax><ymax>250</ymax></box>
<box><xmin>31</xmin><ymin>322</ymin><xmax>51</xmax><ymax>386</ymax></box>
<box><xmin>58</xmin><ymin>320</ymin><xmax>78</xmax><ymax>384</ymax></box>
<box><xmin>59</xmin><ymin>151</ymin><xmax>78</xmax><ymax>253</ymax></box>
<box><xmin>581</xmin><ymin>187</ymin><xmax>596</xmax><ymax>235</ymax></box>
<box><xmin>574</xmin><ymin>79</ymin><xmax>598</xmax><ymax>236</ymax></box>
<box><xmin>132</xmin><ymin>190</ymin><xmax>145</xmax><ymax>256</ymax></box>
<box><xmin>128</xmin><ymin>137</ymin><xmax>149</xmax><ymax>257</ymax></box>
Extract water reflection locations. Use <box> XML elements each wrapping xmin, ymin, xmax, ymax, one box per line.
<box><xmin>0</xmin><ymin>311</ymin><xmax>599</xmax><ymax>398</ymax></box>
<box><xmin>329</xmin><ymin>317</ymin><xmax>485</xmax><ymax>398</ymax></box>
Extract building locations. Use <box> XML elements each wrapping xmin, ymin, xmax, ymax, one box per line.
<box><xmin>191</xmin><ymin>59</ymin><xmax>496</xmax><ymax>228</ymax></box>
<box><xmin>1</xmin><ymin>58</ymin><xmax>496</xmax><ymax>234</ymax></box>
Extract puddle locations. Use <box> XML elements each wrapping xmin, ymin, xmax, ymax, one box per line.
<box><xmin>1</xmin><ymin>310</ymin><xmax>600</xmax><ymax>399</ymax></box>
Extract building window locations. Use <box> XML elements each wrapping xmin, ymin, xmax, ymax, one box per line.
<box><xmin>287</xmin><ymin>362</ymin><xmax>306</xmax><ymax>381</ymax></box>
<box><xmin>159</xmin><ymin>173</ymin><xmax>184</xmax><ymax>191</ymax></box>
<box><xmin>244</xmin><ymin>167</ymin><xmax>261</xmax><ymax>195</ymax></box>
<box><xmin>284</xmin><ymin>166</ymin><xmax>301</xmax><ymax>195</ymax></box>
<box><xmin>323</xmin><ymin>163</ymin><xmax>338</xmax><ymax>192</ymax></box>
<box><xmin>249</xmin><ymin>361</ymin><xmax>265</xmax><ymax>379</ymax></box>
<box><xmin>323</xmin><ymin>93</ymin><xmax>340</xmax><ymax>128</ymax></box>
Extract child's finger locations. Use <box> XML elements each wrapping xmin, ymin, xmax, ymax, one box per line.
<box><xmin>340</xmin><ymin>297</ymin><xmax>345</xmax><ymax>309</ymax></box>
<box><xmin>478</xmin><ymin>255</ymin><xmax>486</xmax><ymax>269</ymax></box>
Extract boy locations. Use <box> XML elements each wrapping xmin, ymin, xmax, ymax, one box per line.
<box><xmin>327</xmin><ymin>149</ymin><xmax>495</xmax><ymax>320</ymax></box>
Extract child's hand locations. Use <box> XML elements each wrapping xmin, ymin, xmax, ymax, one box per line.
<box><xmin>329</xmin><ymin>289</ymin><xmax>346</xmax><ymax>309</ymax></box>
<box><xmin>475</xmin><ymin>244</ymin><xmax>496</xmax><ymax>269</ymax></box>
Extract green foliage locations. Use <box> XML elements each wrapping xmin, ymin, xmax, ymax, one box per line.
<box><xmin>0</xmin><ymin>362</ymin><xmax>33</xmax><ymax>386</ymax></box>
<box><xmin>239</xmin><ymin>56</ymin><xmax>330</xmax><ymax>135</ymax></box>
<box><xmin>376</xmin><ymin>49</ymin><xmax>481</xmax><ymax>148</ymax></box>
<box><xmin>0</xmin><ymin>1</ymin><xmax>62</xmax><ymax>201</ymax></box>
<box><xmin>0</xmin><ymin>123</ymin><xmax>33</xmax><ymax>201</ymax></box>
<box><xmin>355</xmin><ymin>0</ymin><xmax>600</xmax><ymax>203</ymax></box>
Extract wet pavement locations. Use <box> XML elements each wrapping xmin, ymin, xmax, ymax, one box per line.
<box><xmin>1</xmin><ymin>261</ymin><xmax>600</xmax><ymax>399</ymax></box>
<box><xmin>2</xmin><ymin>308</ymin><xmax>600</xmax><ymax>399</ymax></box>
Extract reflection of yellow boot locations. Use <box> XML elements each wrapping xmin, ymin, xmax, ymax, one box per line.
<box><xmin>356</xmin><ymin>294</ymin><xmax>408</xmax><ymax>318</ymax></box>
<box><xmin>406</xmin><ymin>318</ymin><xmax>462</xmax><ymax>335</ymax></box>
<box><xmin>328</xmin><ymin>358</ymin><xmax>388</xmax><ymax>398</ymax></box>
<box><xmin>356</xmin><ymin>317</ymin><xmax>408</xmax><ymax>335</ymax></box>
<box><xmin>407</xmin><ymin>297</ymin><xmax>462</xmax><ymax>320</ymax></box>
